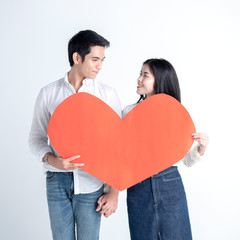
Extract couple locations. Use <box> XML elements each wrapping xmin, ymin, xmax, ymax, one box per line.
<box><xmin>29</xmin><ymin>30</ymin><xmax>209</xmax><ymax>240</ymax></box>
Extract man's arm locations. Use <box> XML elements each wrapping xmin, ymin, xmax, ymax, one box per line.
<box><xmin>182</xmin><ymin>133</ymin><xmax>209</xmax><ymax>167</ymax></box>
<box><xmin>29</xmin><ymin>88</ymin><xmax>84</xmax><ymax>169</ymax></box>
<box><xmin>29</xmin><ymin>88</ymin><xmax>53</xmax><ymax>161</ymax></box>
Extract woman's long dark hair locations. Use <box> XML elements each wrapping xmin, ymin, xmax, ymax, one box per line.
<box><xmin>137</xmin><ymin>58</ymin><xmax>181</xmax><ymax>103</ymax></box>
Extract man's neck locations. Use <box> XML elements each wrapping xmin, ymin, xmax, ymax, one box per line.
<box><xmin>68</xmin><ymin>68</ymin><xmax>85</xmax><ymax>92</ymax></box>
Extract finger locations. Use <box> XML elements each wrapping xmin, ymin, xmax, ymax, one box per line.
<box><xmin>100</xmin><ymin>209</ymin><xmax>109</xmax><ymax>215</ymax></box>
<box><xmin>100</xmin><ymin>206</ymin><xmax>110</xmax><ymax>215</ymax></box>
<box><xmin>96</xmin><ymin>202</ymin><xmax>103</xmax><ymax>212</ymax></box>
<box><xmin>65</xmin><ymin>163</ymin><xmax>85</xmax><ymax>171</ymax></box>
<box><xmin>194</xmin><ymin>137</ymin><xmax>205</xmax><ymax>143</ymax></box>
<box><xmin>97</xmin><ymin>196</ymin><xmax>103</xmax><ymax>204</ymax></box>
<box><xmin>107</xmin><ymin>206</ymin><xmax>117</xmax><ymax>213</ymax></box>
<box><xmin>66</xmin><ymin>155</ymin><xmax>81</xmax><ymax>162</ymax></box>
<box><xmin>192</xmin><ymin>135</ymin><xmax>208</xmax><ymax>143</ymax></box>
<box><xmin>196</xmin><ymin>137</ymin><xmax>209</xmax><ymax>142</ymax></box>
<box><xmin>104</xmin><ymin>210</ymin><xmax>113</xmax><ymax>218</ymax></box>
<box><xmin>97</xmin><ymin>195</ymin><xmax>107</xmax><ymax>211</ymax></box>
<box><xmin>101</xmin><ymin>203</ymin><xmax>109</xmax><ymax>210</ymax></box>
<box><xmin>69</xmin><ymin>163</ymin><xmax>85</xmax><ymax>168</ymax></box>
<box><xmin>67</xmin><ymin>155</ymin><xmax>84</xmax><ymax>167</ymax></box>
<box><xmin>192</xmin><ymin>133</ymin><xmax>208</xmax><ymax>140</ymax></box>
<box><xmin>96</xmin><ymin>197</ymin><xmax>104</xmax><ymax>211</ymax></box>
<box><xmin>194</xmin><ymin>137</ymin><xmax>207</xmax><ymax>142</ymax></box>
<box><xmin>199</xmin><ymin>138</ymin><xmax>206</xmax><ymax>145</ymax></box>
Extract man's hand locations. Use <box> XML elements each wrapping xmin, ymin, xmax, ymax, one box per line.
<box><xmin>96</xmin><ymin>187</ymin><xmax>119</xmax><ymax>218</ymax></box>
<box><xmin>43</xmin><ymin>153</ymin><xmax>84</xmax><ymax>170</ymax></box>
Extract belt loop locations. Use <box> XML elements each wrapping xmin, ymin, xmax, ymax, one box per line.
<box><xmin>151</xmin><ymin>173</ymin><xmax>161</xmax><ymax>206</ymax></box>
<box><xmin>68</xmin><ymin>172</ymin><xmax>73</xmax><ymax>198</ymax></box>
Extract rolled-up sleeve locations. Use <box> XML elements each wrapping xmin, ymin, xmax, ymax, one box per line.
<box><xmin>182</xmin><ymin>144</ymin><xmax>202</xmax><ymax>167</ymax></box>
<box><xmin>29</xmin><ymin>88</ymin><xmax>52</xmax><ymax>161</ymax></box>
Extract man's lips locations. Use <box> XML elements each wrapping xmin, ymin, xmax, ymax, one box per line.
<box><xmin>137</xmin><ymin>85</ymin><xmax>142</xmax><ymax>88</ymax></box>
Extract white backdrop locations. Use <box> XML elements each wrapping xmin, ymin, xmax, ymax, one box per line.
<box><xmin>1</xmin><ymin>0</ymin><xmax>240</xmax><ymax>239</ymax></box>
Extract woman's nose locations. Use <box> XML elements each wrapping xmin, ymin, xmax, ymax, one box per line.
<box><xmin>138</xmin><ymin>76</ymin><xmax>142</xmax><ymax>84</ymax></box>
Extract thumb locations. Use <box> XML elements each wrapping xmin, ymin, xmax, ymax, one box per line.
<box><xmin>96</xmin><ymin>201</ymin><xmax>103</xmax><ymax>211</ymax></box>
<box><xmin>96</xmin><ymin>196</ymin><xmax>103</xmax><ymax>211</ymax></box>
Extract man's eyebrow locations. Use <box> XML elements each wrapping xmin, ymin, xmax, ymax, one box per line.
<box><xmin>92</xmin><ymin>56</ymin><xmax>106</xmax><ymax>60</ymax></box>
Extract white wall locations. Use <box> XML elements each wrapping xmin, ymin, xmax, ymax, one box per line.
<box><xmin>1</xmin><ymin>0</ymin><xmax>240</xmax><ymax>239</ymax></box>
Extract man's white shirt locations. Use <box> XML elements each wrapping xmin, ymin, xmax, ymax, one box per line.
<box><xmin>29</xmin><ymin>73</ymin><xmax>122</xmax><ymax>194</ymax></box>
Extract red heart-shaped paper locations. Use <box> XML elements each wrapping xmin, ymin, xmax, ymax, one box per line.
<box><xmin>47</xmin><ymin>93</ymin><xmax>195</xmax><ymax>191</ymax></box>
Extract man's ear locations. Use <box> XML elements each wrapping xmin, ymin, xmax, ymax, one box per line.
<box><xmin>72</xmin><ymin>52</ymin><xmax>82</xmax><ymax>65</ymax></box>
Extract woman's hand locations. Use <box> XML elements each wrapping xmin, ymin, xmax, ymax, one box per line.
<box><xmin>192</xmin><ymin>133</ymin><xmax>209</xmax><ymax>156</ymax></box>
<box><xmin>96</xmin><ymin>187</ymin><xmax>119</xmax><ymax>218</ymax></box>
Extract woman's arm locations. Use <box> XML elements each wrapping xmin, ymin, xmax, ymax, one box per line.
<box><xmin>96</xmin><ymin>187</ymin><xmax>119</xmax><ymax>218</ymax></box>
<box><xmin>182</xmin><ymin>133</ymin><xmax>209</xmax><ymax>167</ymax></box>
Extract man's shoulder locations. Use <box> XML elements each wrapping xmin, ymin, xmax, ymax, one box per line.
<box><xmin>41</xmin><ymin>77</ymin><xmax>65</xmax><ymax>93</ymax></box>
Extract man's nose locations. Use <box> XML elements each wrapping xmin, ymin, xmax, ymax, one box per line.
<box><xmin>97</xmin><ymin>61</ymin><xmax>102</xmax><ymax>70</ymax></box>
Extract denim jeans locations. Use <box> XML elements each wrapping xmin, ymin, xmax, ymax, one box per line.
<box><xmin>127</xmin><ymin>166</ymin><xmax>192</xmax><ymax>240</ymax></box>
<box><xmin>46</xmin><ymin>172</ymin><xmax>103</xmax><ymax>240</ymax></box>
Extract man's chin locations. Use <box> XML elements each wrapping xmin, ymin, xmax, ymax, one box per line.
<box><xmin>87</xmin><ymin>74</ymin><xmax>97</xmax><ymax>79</ymax></box>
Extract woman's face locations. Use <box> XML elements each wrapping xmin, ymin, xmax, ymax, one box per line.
<box><xmin>137</xmin><ymin>64</ymin><xmax>155</xmax><ymax>98</ymax></box>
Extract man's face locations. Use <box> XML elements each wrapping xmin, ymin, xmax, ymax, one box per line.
<box><xmin>77</xmin><ymin>46</ymin><xmax>105</xmax><ymax>79</ymax></box>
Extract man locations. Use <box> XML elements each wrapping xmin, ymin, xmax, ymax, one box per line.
<box><xmin>29</xmin><ymin>30</ymin><xmax>121</xmax><ymax>240</ymax></box>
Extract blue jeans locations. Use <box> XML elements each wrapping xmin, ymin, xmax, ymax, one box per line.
<box><xmin>46</xmin><ymin>172</ymin><xmax>103</xmax><ymax>240</ymax></box>
<box><xmin>127</xmin><ymin>166</ymin><xmax>192</xmax><ymax>240</ymax></box>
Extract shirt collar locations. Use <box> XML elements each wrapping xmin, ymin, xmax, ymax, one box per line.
<box><xmin>64</xmin><ymin>72</ymin><xmax>93</xmax><ymax>87</ymax></box>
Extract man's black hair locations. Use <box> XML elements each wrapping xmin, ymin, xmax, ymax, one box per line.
<box><xmin>68</xmin><ymin>30</ymin><xmax>110</xmax><ymax>66</ymax></box>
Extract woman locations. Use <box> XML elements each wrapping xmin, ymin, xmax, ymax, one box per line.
<box><xmin>122</xmin><ymin>58</ymin><xmax>209</xmax><ymax>240</ymax></box>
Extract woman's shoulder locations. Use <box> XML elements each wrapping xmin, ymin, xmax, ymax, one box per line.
<box><xmin>122</xmin><ymin>103</ymin><xmax>138</xmax><ymax>118</ymax></box>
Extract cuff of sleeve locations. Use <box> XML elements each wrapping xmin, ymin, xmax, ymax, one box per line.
<box><xmin>190</xmin><ymin>144</ymin><xmax>202</xmax><ymax>163</ymax></box>
<box><xmin>39</xmin><ymin>147</ymin><xmax>53</xmax><ymax>162</ymax></box>
<box><xmin>103</xmin><ymin>184</ymin><xmax>111</xmax><ymax>193</ymax></box>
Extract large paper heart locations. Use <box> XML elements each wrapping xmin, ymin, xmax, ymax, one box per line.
<box><xmin>47</xmin><ymin>93</ymin><xmax>195</xmax><ymax>191</ymax></box>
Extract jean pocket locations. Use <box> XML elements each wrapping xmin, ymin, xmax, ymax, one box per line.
<box><xmin>162</xmin><ymin>170</ymin><xmax>181</xmax><ymax>182</ymax></box>
<box><xmin>46</xmin><ymin>171</ymin><xmax>56</xmax><ymax>181</ymax></box>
